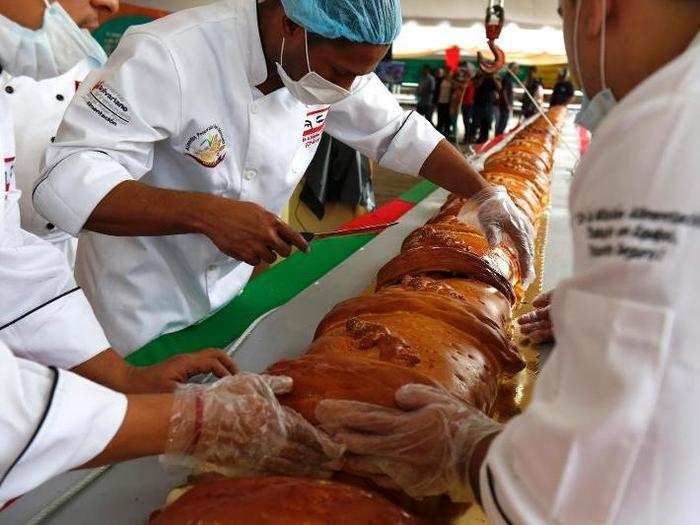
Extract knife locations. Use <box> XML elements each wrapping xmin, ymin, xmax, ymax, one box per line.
<box><xmin>300</xmin><ymin>221</ymin><xmax>399</xmax><ymax>242</ymax></box>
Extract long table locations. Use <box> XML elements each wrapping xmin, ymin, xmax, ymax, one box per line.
<box><xmin>2</xmin><ymin>118</ymin><xmax>580</xmax><ymax>525</ymax></box>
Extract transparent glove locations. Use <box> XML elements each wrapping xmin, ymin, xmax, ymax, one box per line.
<box><xmin>316</xmin><ymin>384</ymin><xmax>502</xmax><ymax>503</ymax></box>
<box><xmin>163</xmin><ymin>373</ymin><xmax>345</xmax><ymax>478</ymax></box>
<box><xmin>459</xmin><ymin>185</ymin><xmax>535</xmax><ymax>285</ymax></box>
<box><xmin>517</xmin><ymin>290</ymin><xmax>555</xmax><ymax>344</ymax></box>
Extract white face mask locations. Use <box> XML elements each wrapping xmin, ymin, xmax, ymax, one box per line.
<box><xmin>572</xmin><ymin>0</ymin><xmax>617</xmax><ymax>132</ymax></box>
<box><xmin>276</xmin><ymin>30</ymin><xmax>351</xmax><ymax>106</ymax></box>
<box><xmin>0</xmin><ymin>0</ymin><xmax>107</xmax><ymax>81</ymax></box>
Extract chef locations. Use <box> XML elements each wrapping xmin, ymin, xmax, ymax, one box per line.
<box><xmin>1</xmin><ymin>96</ymin><xmax>341</xmax><ymax>505</ymax></box>
<box><xmin>34</xmin><ymin>0</ymin><xmax>535</xmax><ymax>355</ymax></box>
<box><xmin>316</xmin><ymin>1</ymin><xmax>700</xmax><ymax>523</ymax></box>
<box><xmin>0</xmin><ymin>0</ymin><xmax>120</xmax><ymax>267</ymax></box>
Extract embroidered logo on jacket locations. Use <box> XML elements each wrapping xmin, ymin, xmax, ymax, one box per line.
<box><xmin>303</xmin><ymin>107</ymin><xmax>330</xmax><ymax>149</ymax></box>
<box><xmin>185</xmin><ymin>125</ymin><xmax>228</xmax><ymax>168</ymax></box>
<box><xmin>84</xmin><ymin>80</ymin><xmax>130</xmax><ymax>127</ymax></box>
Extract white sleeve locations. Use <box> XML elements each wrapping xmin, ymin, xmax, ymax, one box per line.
<box><xmin>0</xmin><ymin>343</ymin><xmax>126</xmax><ymax>505</ymax></box>
<box><xmin>477</xmin><ymin>94</ymin><xmax>699</xmax><ymax>524</ymax></box>
<box><xmin>0</xmin><ymin>230</ymin><xmax>110</xmax><ymax>369</ymax></box>
<box><xmin>33</xmin><ymin>30</ymin><xmax>182</xmax><ymax>236</ymax></box>
<box><xmin>324</xmin><ymin>73</ymin><xmax>444</xmax><ymax>176</ymax></box>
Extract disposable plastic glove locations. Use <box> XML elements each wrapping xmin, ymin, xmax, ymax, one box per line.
<box><xmin>316</xmin><ymin>384</ymin><xmax>501</xmax><ymax>503</ymax></box>
<box><xmin>459</xmin><ymin>186</ymin><xmax>535</xmax><ymax>285</ymax></box>
<box><xmin>163</xmin><ymin>373</ymin><xmax>345</xmax><ymax>478</ymax></box>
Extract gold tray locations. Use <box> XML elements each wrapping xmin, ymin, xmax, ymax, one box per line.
<box><xmin>456</xmin><ymin>212</ymin><xmax>550</xmax><ymax>525</ymax></box>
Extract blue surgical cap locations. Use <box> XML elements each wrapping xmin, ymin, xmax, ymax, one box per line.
<box><xmin>279</xmin><ymin>0</ymin><xmax>402</xmax><ymax>45</ymax></box>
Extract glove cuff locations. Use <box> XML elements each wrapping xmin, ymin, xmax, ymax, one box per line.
<box><xmin>450</xmin><ymin>412</ymin><xmax>502</xmax><ymax>503</ymax></box>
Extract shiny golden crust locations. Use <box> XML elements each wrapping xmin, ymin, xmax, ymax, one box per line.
<box><xmin>377</xmin><ymin>245</ymin><xmax>518</xmax><ymax>304</ymax></box>
<box><xmin>266</xmin><ymin>354</ymin><xmax>438</xmax><ymax>423</ymax></box>
<box><xmin>150</xmin><ymin>477</ymin><xmax>420</xmax><ymax>525</ymax></box>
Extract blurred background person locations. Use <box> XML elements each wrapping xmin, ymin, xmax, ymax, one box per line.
<box><xmin>436</xmin><ymin>69</ymin><xmax>454</xmax><ymax>136</ymax></box>
<box><xmin>448</xmin><ymin>65</ymin><xmax>470</xmax><ymax>142</ymax></box>
<box><xmin>521</xmin><ymin>66</ymin><xmax>544</xmax><ymax>119</ymax></box>
<box><xmin>549</xmin><ymin>67</ymin><xmax>575</xmax><ymax>107</ymax></box>
<box><xmin>460</xmin><ymin>66</ymin><xmax>477</xmax><ymax>144</ymax></box>
<box><xmin>496</xmin><ymin>62</ymin><xmax>519</xmax><ymax>135</ymax></box>
<box><xmin>415</xmin><ymin>64</ymin><xmax>435</xmax><ymax>120</ymax></box>
<box><xmin>473</xmin><ymin>71</ymin><xmax>500</xmax><ymax>143</ymax></box>
<box><xmin>431</xmin><ymin>67</ymin><xmax>445</xmax><ymax>126</ymax></box>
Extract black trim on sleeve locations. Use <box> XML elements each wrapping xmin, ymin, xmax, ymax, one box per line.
<box><xmin>0</xmin><ymin>367</ymin><xmax>60</xmax><ymax>487</ymax></box>
<box><xmin>486</xmin><ymin>464</ymin><xmax>514</xmax><ymax>525</ymax></box>
<box><xmin>394</xmin><ymin>110</ymin><xmax>416</xmax><ymax>139</ymax></box>
<box><xmin>0</xmin><ymin>287</ymin><xmax>81</xmax><ymax>331</ymax></box>
<box><xmin>378</xmin><ymin>110</ymin><xmax>416</xmax><ymax>161</ymax></box>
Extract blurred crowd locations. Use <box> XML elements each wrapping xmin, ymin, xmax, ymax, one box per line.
<box><xmin>415</xmin><ymin>62</ymin><xmax>575</xmax><ymax>145</ymax></box>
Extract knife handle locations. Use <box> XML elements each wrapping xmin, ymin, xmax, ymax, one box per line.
<box><xmin>300</xmin><ymin>231</ymin><xmax>316</xmax><ymax>243</ymax></box>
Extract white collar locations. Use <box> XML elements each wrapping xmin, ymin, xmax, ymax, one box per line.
<box><xmin>237</xmin><ymin>0</ymin><xmax>267</xmax><ymax>87</ymax></box>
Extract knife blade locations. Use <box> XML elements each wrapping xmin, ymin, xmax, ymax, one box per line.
<box><xmin>300</xmin><ymin>221</ymin><xmax>399</xmax><ymax>242</ymax></box>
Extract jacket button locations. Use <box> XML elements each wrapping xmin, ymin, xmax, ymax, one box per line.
<box><xmin>56</xmin><ymin>94</ymin><xmax>65</xmax><ymax>101</ymax></box>
<box><xmin>243</xmin><ymin>169</ymin><xmax>257</xmax><ymax>181</ymax></box>
<box><xmin>250</xmin><ymin>104</ymin><xmax>259</xmax><ymax>114</ymax></box>
<box><xmin>46</xmin><ymin>223</ymin><xmax>55</xmax><ymax>230</ymax></box>
<box><xmin>5</xmin><ymin>86</ymin><xmax>14</xmax><ymax>94</ymax></box>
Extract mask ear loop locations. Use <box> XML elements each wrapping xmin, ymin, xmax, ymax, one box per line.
<box><xmin>42</xmin><ymin>0</ymin><xmax>51</xmax><ymax>9</ymax></box>
<box><xmin>600</xmin><ymin>0</ymin><xmax>608</xmax><ymax>90</ymax></box>
<box><xmin>279</xmin><ymin>38</ymin><xmax>285</xmax><ymax>68</ymax></box>
<box><xmin>572</xmin><ymin>0</ymin><xmax>584</xmax><ymax>89</ymax></box>
<box><xmin>303</xmin><ymin>29</ymin><xmax>311</xmax><ymax>73</ymax></box>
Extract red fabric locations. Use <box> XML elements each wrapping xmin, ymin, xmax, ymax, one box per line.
<box><xmin>474</xmin><ymin>121</ymin><xmax>526</xmax><ymax>155</ymax></box>
<box><xmin>445</xmin><ymin>46</ymin><xmax>461</xmax><ymax>73</ymax></box>
<box><xmin>577</xmin><ymin>125</ymin><xmax>591</xmax><ymax>155</ymax></box>
<box><xmin>1</xmin><ymin>498</ymin><xmax>18</xmax><ymax>512</ymax></box>
<box><xmin>462</xmin><ymin>81</ymin><xmax>475</xmax><ymax>105</ymax></box>
<box><xmin>340</xmin><ymin>200</ymin><xmax>414</xmax><ymax>230</ymax></box>
<box><xmin>474</xmin><ymin>134</ymin><xmax>507</xmax><ymax>155</ymax></box>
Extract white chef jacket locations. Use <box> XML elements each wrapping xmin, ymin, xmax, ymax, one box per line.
<box><xmin>33</xmin><ymin>0</ymin><xmax>444</xmax><ymax>355</ymax></box>
<box><xmin>0</xmin><ymin>60</ymin><xmax>93</xmax><ymax>268</ymax></box>
<box><xmin>480</xmin><ymin>33</ymin><xmax>700</xmax><ymax>524</ymax></box>
<box><xmin>0</xmin><ymin>90</ymin><xmax>126</xmax><ymax>507</ymax></box>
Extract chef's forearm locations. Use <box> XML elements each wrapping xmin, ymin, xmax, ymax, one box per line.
<box><xmin>80</xmin><ymin>393</ymin><xmax>173</xmax><ymax>468</ymax></box>
<box><xmin>84</xmin><ymin>180</ymin><xmax>219</xmax><ymax>238</ymax></box>
<box><xmin>71</xmin><ymin>349</ymin><xmax>134</xmax><ymax>393</ymax></box>
<box><xmin>419</xmin><ymin>139</ymin><xmax>490</xmax><ymax>198</ymax></box>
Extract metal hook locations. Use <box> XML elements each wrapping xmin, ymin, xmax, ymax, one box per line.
<box><xmin>477</xmin><ymin>40</ymin><xmax>506</xmax><ymax>74</ymax></box>
<box><xmin>478</xmin><ymin>2</ymin><xmax>506</xmax><ymax>74</ymax></box>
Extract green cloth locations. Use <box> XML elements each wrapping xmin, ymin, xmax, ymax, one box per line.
<box><xmin>127</xmin><ymin>233</ymin><xmax>375</xmax><ymax>367</ymax></box>
<box><xmin>400</xmin><ymin>180</ymin><xmax>437</xmax><ymax>203</ymax></box>
<box><xmin>127</xmin><ymin>180</ymin><xmax>437</xmax><ymax>367</ymax></box>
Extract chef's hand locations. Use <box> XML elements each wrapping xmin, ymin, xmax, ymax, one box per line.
<box><xmin>124</xmin><ymin>349</ymin><xmax>238</xmax><ymax>394</ymax></box>
<box><xmin>203</xmin><ymin>200</ymin><xmax>309</xmax><ymax>266</ymax></box>
<box><xmin>460</xmin><ymin>186</ymin><xmax>535</xmax><ymax>285</ymax></box>
<box><xmin>517</xmin><ymin>291</ymin><xmax>554</xmax><ymax>344</ymax></box>
<box><xmin>315</xmin><ymin>384</ymin><xmax>501</xmax><ymax>503</ymax></box>
<box><xmin>164</xmin><ymin>373</ymin><xmax>345</xmax><ymax>478</ymax></box>
<box><xmin>71</xmin><ymin>348</ymin><xmax>237</xmax><ymax>395</ymax></box>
